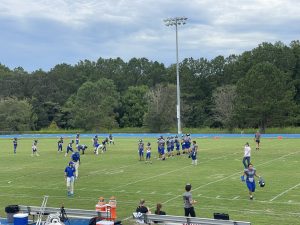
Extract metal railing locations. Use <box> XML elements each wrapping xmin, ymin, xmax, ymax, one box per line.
<box><xmin>143</xmin><ymin>214</ymin><xmax>251</xmax><ymax>225</ymax></box>
<box><xmin>18</xmin><ymin>205</ymin><xmax>110</xmax><ymax>219</ymax></box>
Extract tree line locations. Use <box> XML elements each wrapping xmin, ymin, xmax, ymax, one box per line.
<box><xmin>0</xmin><ymin>41</ymin><xmax>299</xmax><ymax>132</ymax></box>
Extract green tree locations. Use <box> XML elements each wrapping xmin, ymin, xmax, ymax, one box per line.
<box><xmin>0</xmin><ymin>98</ymin><xmax>37</xmax><ymax>131</ymax></box>
<box><xmin>71</xmin><ymin>79</ymin><xmax>119</xmax><ymax>130</ymax></box>
<box><xmin>119</xmin><ymin>86</ymin><xmax>149</xmax><ymax>127</ymax></box>
<box><xmin>234</xmin><ymin>62</ymin><xmax>296</xmax><ymax>131</ymax></box>
<box><xmin>144</xmin><ymin>84</ymin><xmax>176</xmax><ymax>132</ymax></box>
<box><xmin>290</xmin><ymin>40</ymin><xmax>300</xmax><ymax>105</ymax></box>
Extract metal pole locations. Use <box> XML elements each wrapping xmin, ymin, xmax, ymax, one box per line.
<box><xmin>175</xmin><ymin>22</ymin><xmax>182</xmax><ymax>134</ymax></box>
<box><xmin>164</xmin><ymin>17</ymin><xmax>187</xmax><ymax>135</ymax></box>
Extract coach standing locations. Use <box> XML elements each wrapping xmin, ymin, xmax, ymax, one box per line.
<box><xmin>183</xmin><ymin>183</ymin><xmax>197</xmax><ymax>217</ymax></box>
<box><xmin>65</xmin><ymin>161</ymin><xmax>76</xmax><ymax>197</ymax></box>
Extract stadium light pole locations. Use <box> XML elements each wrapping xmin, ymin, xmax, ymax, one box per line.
<box><xmin>164</xmin><ymin>17</ymin><xmax>187</xmax><ymax>135</ymax></box>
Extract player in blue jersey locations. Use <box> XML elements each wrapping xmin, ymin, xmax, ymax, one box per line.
<box><xmin>13</xmin><ymin>137</ymin><xmax>18</xmax><ymax>154</ymax></box>
<box><xmin>241</xmin><ymin>163</ymin><xmax>261</xmax><ymax>200</ymax></box>
<box><xmin>93</xmin><ymin>135</ymin><xmax>101</xmax><ymax>155</ymax></box>
<box><xmin>65</xmin><ymin>161</ymin><xmax>76</xmax><ymax>197</ymax></box>
<box><xmin>75</xmin><ymin>133</ymin><xmax>80</xmax><ymax>147</ymax></box>
<box><xmin>31</xmin><ymin>140</ymin><xmax>39</xmax><ymax>156</ymax></box>
<box><xmin>65</xmin><ymin>140</ymin><xmax>74</xmax><ymax>157</ymax></box>
<box><xmin>166</xmin><ymin>137</ymin><xmax>172</xmax><ymax>157</ymax></box>
<box><xmin>138</xmin><ymin>139</ymin><xmax>144</xmax><ymax>161</ymax></box>
<box><xmin>175</xmin><ymin>135</ymin><xmax>181</xmax><ymax>155</ymax></box>
<box><xmin>181</xmin><ymin>135</ymin><xmax>186</xmax><ymax>154</ymax></box>
<box><xmin>157</xmin><ymin>136</ymin><xmax>166</xmax><ymax>160</ymax></box>
<box><xmin>190</xmin><ymin>141</ymin><xmax>198</xmax><ymax>165</ymax></box>
<box><xmin>71</xmin><ymin>151</ymin><xmax>80</xmax><ymax>179</ymax></box>
<box><xmin>184</xmin><ymin>134</ymin><xmax>192</xmax><ymax>153</ymax></box>
<box><xmin>77</xmin><ymin>144</ymin><xmax>88</xmax><ymax>155</ymax></box>
<box><xmin>101</xmin><ymin>138</ymin><xmax>109</xmax><ymax>153</ymax></box>
<box><xmin>145</xmin><ymin>142</ymin><xmax>152</xmax><ymax>164</ymax></box>
<box><xmin>170</xmin><ymin>136</ymin><xmax>175</xmax><ymax>156</ymax></box>
<box><xmin>109</xmin><ymin>134</ymin><xmax>114</xmax><ymax>145</ymax></box>
<box><xmin>57</xmin><ymin>137</ymin><xmax>63</xmax><ymax>153</ymax></box>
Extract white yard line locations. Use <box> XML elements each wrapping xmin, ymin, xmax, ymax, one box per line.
<box><xmin>112</xmin><ymin>165</ymin><xmax>193</xmax><ymax>190</ymax></box>
<box><xmin>114</xmin><ymin>152</ymin><xmax>241</xmax><ymax>191</ymax></box>
<box><xmin>120</xmin><ymin>151</ymin><xmax>300</xmax><ymax>221</ymax></box>
<box><xmin>269</xmin><ymin>182</ymin><xmax>300</xmax><ymax>202</ymax></box>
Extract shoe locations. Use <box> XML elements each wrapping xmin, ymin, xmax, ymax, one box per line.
<box><xmin>250</xmin><ymin>196</ymin><xmax>253</xmax><ymax>200</ymax></box>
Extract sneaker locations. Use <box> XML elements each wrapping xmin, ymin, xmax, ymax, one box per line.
<box><xmin>250</xmin><ymin>196</ymin><xmax>253</xmax><ymax>200</ymax></box>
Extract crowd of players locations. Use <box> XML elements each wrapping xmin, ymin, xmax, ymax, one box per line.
<box><xmin>11</xmin><ymin>131</ymin><xmax>264</xmax><ymax>200</ymax></box>
<box><xmin>137</xmin><ymin>134</ymin><xmax>198</xmax><ymax>165</ymax></box>
<box><xmin>12</xmin><ymin>133</ymin><xmax>115</xmax><ymax>197</ymax></box>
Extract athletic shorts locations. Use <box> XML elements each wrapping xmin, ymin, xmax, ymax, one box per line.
<box><xmin>246</xmin><ymin>180</ymin><xmax>256</xmax><ymax>192</ymax></box>
<box><xmin>146</xmin><ymin>152</ymin><xmax>151</xmax><ymax>159</ymax></box>
<box><xmin>185</xmin><ymin>142</ymin><xmax>191</xmax><ymax>149</ymax></box>
<box><xmin>139</xmin><ymin>150</ymin><xmax>144</xmax><ymax>157</ymax></box>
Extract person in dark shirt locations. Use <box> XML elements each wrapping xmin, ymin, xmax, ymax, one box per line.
<box><xmin>154</xmin><ymin>203</ymin><xmax>166</xmax><ymax>223</ymax></box>
<box><xmin>183</xmin><ymin>183</ymin><xmax>196</xmax><ymax>217</ymax></box>
<box><xmin>136</xmin><ymin>199</ymin><xmax>150</xmax><ymax>214</ymax></box>
<box><xmin>13</xmin><ymin>137</ymin><xmax>18</xmax><ymax>154</ymax></box>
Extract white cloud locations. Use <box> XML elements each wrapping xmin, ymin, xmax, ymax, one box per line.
<box><xmin>0</xmin><ymin>0</ymin><xmax>300</xmax><ymax>71</ymax></box>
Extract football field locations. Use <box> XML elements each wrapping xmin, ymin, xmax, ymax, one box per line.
<box><xmin>0</xmin><ymin>137</ymin><xmax>299</xmax><ymax>225</ymax></box>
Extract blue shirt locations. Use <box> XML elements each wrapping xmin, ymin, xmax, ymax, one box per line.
<box><xmin>65</xmin><ymin>166</ymin><xmax>76</xmax><ymax>177</ymax></box>
<box><xmin>72</xmin><ymin>152</ymin><xmax>80</xmax><ymax>162</ymax></box>
<box><xmin>93</xmin><ymin>137</ymin><xmax>98</xmax><ymax>146</ymax></box>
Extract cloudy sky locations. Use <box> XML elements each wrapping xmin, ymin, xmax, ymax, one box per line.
<box><xmin>0</xmin><ymin>0</ymin><xmax>300</xmax><ymax>72</ymax></box>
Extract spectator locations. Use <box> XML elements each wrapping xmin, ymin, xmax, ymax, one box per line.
<box><xmin>136</xmin><ymin>199</ymin><xmax>150</xmax><ymax>214</ymax></box>
<box><xmin>154</xmin><ymin>203</ymin><xmax>166</xmax><ymax>224</ymax></box>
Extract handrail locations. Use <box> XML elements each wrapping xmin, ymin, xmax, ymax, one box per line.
<box><xmin>36</xmin><ymin>196</ymin><xmax>48</xmax><ymax>225</ymax></box>
<box><xmin>18</xmin><ymin>205</ymin><xmax>110</xmax><ymax>219</ymax></box>
<box><xmin>143</xmin><ymin>214</ymin><xmax>251</xmax><ymax>225</ymax></box>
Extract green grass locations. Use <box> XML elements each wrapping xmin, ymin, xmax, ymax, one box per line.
<box><xmin>0</xmin><ymin>137</ymin><xmax>300</xmax><ymax>225</ymax></box>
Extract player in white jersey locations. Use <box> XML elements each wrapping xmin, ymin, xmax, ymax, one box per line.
<box><xmin>242</xmin><ymin>142</ymin><xmax>251</xmax><ymax>168</ymax></box>
<box><xmin>145</xmin><ymin>142</ymin><xmax>152</xmax><ymax>164</ymax></box>
<box><xmin>32</xmin><ymin>140</ymin><xmax>39</xmax><ymax>156</ymax></box>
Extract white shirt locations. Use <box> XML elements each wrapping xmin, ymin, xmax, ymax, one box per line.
<box><xmin>244</xmin><ymin>145</ymin><xmax>251</xmax><ymax>157</ymax></box>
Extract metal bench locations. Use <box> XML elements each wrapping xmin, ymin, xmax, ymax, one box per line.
<box><xmin>143</xmin><ymin>214</ymin><xmax>251</xmax><ymax>225</ymax></box>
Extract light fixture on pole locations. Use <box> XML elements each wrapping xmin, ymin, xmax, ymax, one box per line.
<box><xmin>164</xmin><ymin>17</ymin><xmax>187</xmax><ymax>134</ymax></box>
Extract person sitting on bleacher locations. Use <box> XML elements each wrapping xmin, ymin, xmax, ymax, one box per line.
<box><xmin>154</xmin><ymin>203</ymin><xmax>166</xmax><ymax>223</ymax></box>
<box><xmin>136</xmin><ymin>199</ymin><xmax>150</xmax><ymax>214</ymax></box>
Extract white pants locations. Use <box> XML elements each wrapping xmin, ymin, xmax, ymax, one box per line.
<box><xmin>66</xmin><ymin>176</ymin><xmax>74</xmax><ymax>194</ymax></box>
<box><xmin>94</xmin><ymin>144</ymin><xmax>103</xmax><ymax>155</ymax></box>
<box><xmin>74</xmin><ymin>161</ymin><xmax>79</xmax><ymax>178</ymax></box>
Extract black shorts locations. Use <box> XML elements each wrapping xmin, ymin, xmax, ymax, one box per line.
<box><xmin>184</xmin><ymin>207</ymin><xmax>196</xmax><ymax>217</ymax></box>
